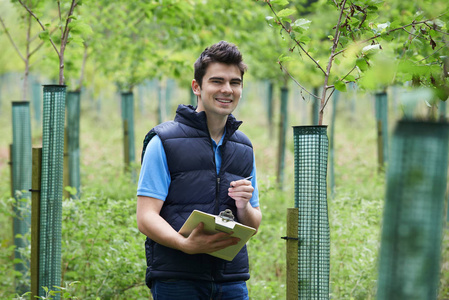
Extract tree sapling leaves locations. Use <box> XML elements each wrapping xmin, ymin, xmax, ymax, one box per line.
<box><xmin>270</xmin><ymin>0</ymin><xmax>290</xmax><ymax>6</ymax></box>
<box><xmin>334</xmin><ymin>80</ymin><xmax>347</xmax><ymax>92</ymax></box>
<box><xmin>356</xmin><ymin>57</ymin><xmax>369</xmax><ymax>72</ymax></box>
<box><xmin>291</xmin><ymin>18</ymin><xmax>311</xmax><ymax>32</ymax></box>
<box><xmin>276</xmin><ymin>8</ymin><xmax>295</xmax><ymax>19</ymax></box>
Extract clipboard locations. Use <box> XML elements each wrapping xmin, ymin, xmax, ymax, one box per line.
<box><xmin>178</xmin><ymin>209</ymin><xmax>256</xmax><ymax>261</ymax></box>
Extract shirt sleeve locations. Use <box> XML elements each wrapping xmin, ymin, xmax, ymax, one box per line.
<box><xmin>137</xmin><ymin>135</ymin><xmax>171</xmax><ymax>200</ymax></box>
<box><xmin>249</xmin><ymin>153</ymin><xmax>260</xmax><ymax>208</ymax></box>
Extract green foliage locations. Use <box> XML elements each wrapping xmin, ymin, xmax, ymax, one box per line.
<box><xmin>0</xmin><ymin>81</ymin><xmax>449</xmax><ymax>299</ymax></box>
<box><xmin>261</xmin><ymin>0</ymin><xmax>449</xmax><ymax>119</ymax></box>
<box><xmin>60</xmin><ymin>190</ymin><xmax>147</xmax><ymax>298</ymax></box>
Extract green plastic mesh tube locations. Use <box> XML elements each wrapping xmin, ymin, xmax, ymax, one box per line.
<box><xmin>66</xmin><ymin>91</ymin><xmax>81</xmax><ymax>197</ymax></box>
<box><xmin>293</xmin><ymin>126</ymin><xmax>330</xmax><ymax>299</ymax></box>
<box><xmin>121</xmin><ymin>92</ymin><xmax>135</xmax><ymax>165</ymax></box>
<box><xmin>32</xmin><ymin>81</ymin><xmax>42</xmax><ymax>124</ymax></box>
<box><xmin>377</xmin><ymin>121</ymin><xmax>449</xmax><ymax>300</ymax></box>
<box><xmin>277</xmin><ymin>87</ymin><xmax>289</xmax><ymax>187</ymax></box>
<box><xmin>39</xmin><ymin>85</ymin><xmax>66</xmax><ymax>299</ymax></box>
<box><xmin>12</xmin><ymin>101</ymin><xmax>32</xmax><ymax>293</ymax></box>
<box><xmin>375</xmin><ymin>92</ymin><xmax>389</xmax><ymax>167</ymax></box>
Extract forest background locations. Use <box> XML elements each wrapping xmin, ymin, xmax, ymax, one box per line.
<box><xmin>0</xmin><ymin>0</ymin><xmax>448</xmax><ymax>299</ymax></box>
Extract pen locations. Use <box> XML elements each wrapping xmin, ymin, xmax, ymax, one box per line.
<box><xmin>231</xmin><ymin>176</ymin><xmax>253</xmax><ymax>187</ymax></box>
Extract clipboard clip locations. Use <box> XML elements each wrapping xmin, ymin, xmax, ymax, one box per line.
<box><xmin>218</xmin><ymin>209</ymin><xmax>235</xmax><ymax>222</ymax></box>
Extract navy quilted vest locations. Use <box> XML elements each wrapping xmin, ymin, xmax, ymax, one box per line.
<box><xmin>141</xmin><ymin>105</ymin><xmax>254</xmax><ymax>288</ymax></box>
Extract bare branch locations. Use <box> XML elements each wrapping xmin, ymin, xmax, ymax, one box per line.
<box><xmin>402</xmin><ymin>27</ymin><xmax>431</xmax><ymax>41</ymax></box>
<box><xmin>29</xmin><ymin>40</ymin><xmax>45</xmax><ymax>57</ymax></box>
<box><xmin>341</xmin><ymin>65</ymin><xmax>358</xmax><ymax>81</ymax></box>
<box><xmin>17</xmin><ymin>0</ymin><xmax>60</xmax><ymax>56</ymax></box>
<box><xmin>279</xmin><ymin>61</ymin><xmax>319</xmax><ymax>100</ymax></box>
<box><xmin>267</xmin><ymin>2</ymin><xmax>326</xmax><ymax>75</ymax></box>
<box><xmin>0</xmin><ymin>15</ymin><xmax>26</xmax><ymax>62</ymax></box>
<box><xmin>323</xmin><ymin>88</ymin><xmax>336</xmax><ymax>110</ymax></box>
<box><xmin>76</xmin><ymin>43</ymin><xmax>89</xmax><ymax>91</ymax></box>
<box><xmin>57</xmin><ymin>0</ymin><xmax>63</xmax><ymax>38</ymax></box>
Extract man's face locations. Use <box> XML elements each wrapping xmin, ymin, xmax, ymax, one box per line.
<box><xmin>193</xmin><ymin>62</ymin><xmax>243</xmax><ymax>119</ymax></box>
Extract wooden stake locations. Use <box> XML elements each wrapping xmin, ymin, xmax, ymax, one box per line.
<box><xmin>286</xmin><ymin>208</ymin><xmax>299</xmax><ymax>300</ymax></box>
<box><xmin>31</xmin><ymin>147</ymin><xmax>42</xmax><ymax>300</ymax></box>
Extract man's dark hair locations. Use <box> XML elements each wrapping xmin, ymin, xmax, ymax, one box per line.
<box><xmin>194</xmin><ymin>41</ymin><xmax>248</xmax><ymax>88</ymax></box>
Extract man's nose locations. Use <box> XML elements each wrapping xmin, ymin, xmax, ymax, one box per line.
<box><xmin>221</xmin><ymin>82</ymin><xmax>233</xmax><ymax>94</ymax></box>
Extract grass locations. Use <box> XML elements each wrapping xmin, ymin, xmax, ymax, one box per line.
<box><xmin>0</xmin><ymin>81</ymin><xmax>448</xmax><ymax>299</ymax></box>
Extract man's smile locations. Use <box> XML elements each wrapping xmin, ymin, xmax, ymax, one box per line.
<box><xmin>216</xmin><ymin>97</ymin><xmax>233</xmax><ymax>104</ymax></box>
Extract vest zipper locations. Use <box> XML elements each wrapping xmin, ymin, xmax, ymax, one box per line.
<box><xmin>214</xmin><ymin>177</ymin><xmax>220</xmax><ymax>215</ymax></box>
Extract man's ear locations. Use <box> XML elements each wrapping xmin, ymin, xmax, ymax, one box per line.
<box><xmin>192</xmin><ymin>79</ymin><xmax>201</xmax><ymax>96</ymax></box>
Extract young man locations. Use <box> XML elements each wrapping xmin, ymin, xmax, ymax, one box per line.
<box><xmin>136</xmin><ymin>41</ymin><xmax>262</xmax><ymax>300</ymax></box>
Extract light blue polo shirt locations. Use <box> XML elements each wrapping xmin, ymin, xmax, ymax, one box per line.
<box><xmin>137</xmin><ymin>133</ymin><xmax>259</xmax><ymax>208</ymax></box>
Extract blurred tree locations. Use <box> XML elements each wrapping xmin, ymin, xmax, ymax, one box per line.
<box><xmin>0</xmin><ymin>0</ymin><xmax>48</xmax><ymax>98</ymax></box>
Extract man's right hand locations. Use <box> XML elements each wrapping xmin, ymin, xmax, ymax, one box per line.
<box><xmin>180</xmin><ymin>222</ymin><xmax>240</xmax><ymax>255</ymax></box>
<box><xmin>137</xmin><ymin>196</ymin><xmax>239</xmax><ymax>255</ymax></box>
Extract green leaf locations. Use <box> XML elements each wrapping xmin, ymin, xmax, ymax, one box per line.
<box><xmin>277</xmin><ymin>8</ymin><xmax>295</xmax><ymax>18</ymax></box>
<box><xmin>361</xmin><ymin>44</ymin><xmax>381</xmax><ymax>57</ymax></box>
<box><xmin>390</xmin><ymin>20</ymin><xmax>401</xmax><ymax>28</ymax></box>
<box><xmin>435</xmin><ymin>86</ymin><xmax>449</xmax><ymax>101</ymax></box>
<box><xmin>380</xmin><ymin>32</ymin><xmax>394</xmax><ymax>42</ymax></box>
<box><xmin>39</xmin><ymin>30</ymin><xmax>50</xmax><ymax>41</ymax></box>
<box><xmin>13</xmin><ymin>258</ymin><xmax>23</xmax><ymax>264</ymax></box>
<box><xmin>344</xmin><ymin>75</ymin><xmax>356</xmax><ymax>82</ymax></box>
<box><xmin>64</xmin><ymin>186</ymin><xmax>78</xmax><ymax>196</ymax></box>
<box><xmin>291</xmin><ymin>18</ymin><xmax>311</xmax><ymax>31</ymax></box>
<box><xmin>298</xmin><ymin>35</ymin><xmax>311</xmax><ymax>44</ymax></box>
<box><xmin>278</xmin><ymin>54</ymin><xmax>293</xmax><ymax>63</ymax></box>
<box><xmin>334</xmin><ymin>80</ymin><xmax>347</xmax><ymax>92</ymax></box>
<box><xmin>68</xmin><ymin>20</ymin><xmax>93</xmax><ymax>37</ymax></box>
<box><xmin>356</xmin><ymin>58</ymin><xmax>369</xmax><ymax>71</ymax></box>
<box><xmin>270</xmin><ymin>0</ymin><xmax>289</xmax><ymax>6</ymax></box>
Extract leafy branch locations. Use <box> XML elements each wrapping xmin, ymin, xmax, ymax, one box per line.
<box><xmin>266</xmin><ymin>0</ymin><xmax>326</xmax><ymax>75</ymax></box>
<box><xmin>278</xmin><ymin>61</ymin><xmax>320</xmax><ymax>99</ymax></box>
<box><xmin>319</xmin><ymin>0</ymin><xmax>347</xmax><ymax>124</ymax></box>
<box><xmin>263</xmin><ymin>0</ymin><xmax>449</xmax><ymax>124</ymax></box>
<box><xmin>17</xmin><ymin>0</ymin><xmax>61</xmax><ymax>56</ymax></box>
<box><xmin>17</xmin><ymin>0</ymin><xmax>80</xmax><ymax>85</ymax></box>
<box><xmin>333</xmin><ymin>18</ymin><xmax>447</xmax><ymax>58</ymax></box>
<box><xmin>0</xmin><ymin>2</ymin><xmax>57</xmax><ymax>99</ymax></box>
<box><xmin>0</xmin><ymin>15</ymin><xmax>26</xmax><ymax>62</ymax></box>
